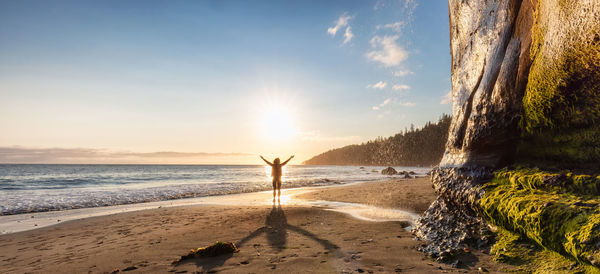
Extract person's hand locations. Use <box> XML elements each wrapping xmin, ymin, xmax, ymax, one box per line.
<box><xmin>291</xmin><ymin>155</ymin><xmax>295</xmax><ymax>158</ymax></box>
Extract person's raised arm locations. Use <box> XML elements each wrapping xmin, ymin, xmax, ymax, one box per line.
<box><xmin>281</xmin><ymin>155</ymin><xmax>294</xmax><ymax>166</ymax></box>
<box><xmin>260</xmin><ymin>155</ymin><xmax>273</xmax><ymax>166</ymax></box>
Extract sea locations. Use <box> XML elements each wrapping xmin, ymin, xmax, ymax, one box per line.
<box><xmin>0</xmin><ymin>164</ymin><xmax>431</xmax><ymax>216</ymax></box>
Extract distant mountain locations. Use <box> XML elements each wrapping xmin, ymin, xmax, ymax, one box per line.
<box><xmin>303</xmin><ymin>114</ymin><xmax>451</xmax><ymax>166</ymax></box>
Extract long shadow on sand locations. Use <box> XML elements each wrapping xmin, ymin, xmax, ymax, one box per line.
<box><xmin>237</xmin><ymin>204</ymin><xmax>340</xmax><ymax>253</ymax></box>
<box><xmin>177</xmin><ymin>204</ymin><xmax>340</xmax><ymax>272</ymax></box>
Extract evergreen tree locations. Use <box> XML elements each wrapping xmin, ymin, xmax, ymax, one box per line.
<box><xmin>303</xmin><ymin>114</ymin><xmax>451</xmax><ymax>166</ymax></box>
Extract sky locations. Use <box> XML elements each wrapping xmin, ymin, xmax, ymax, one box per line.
<box><xmin>0</xmin><ymin>0</ymin><xmax>451</xmax><ymax>164</ymax></box>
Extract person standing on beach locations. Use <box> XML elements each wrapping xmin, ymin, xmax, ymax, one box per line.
<box><xmin>260</xmin><ymin>155</ymin><xmax>294</xmax><ymax>202</ymax></box>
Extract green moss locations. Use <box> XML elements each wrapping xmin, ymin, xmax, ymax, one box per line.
<box><xmin>494</xmin><ymin>168</ymin><xmax>600</xmax><ymax>195</ymax></box>
<box><xmin>517</xmin><ymin>126</ymin><xmax>600</xmax><ymax>166</ymax></box>
<box><xmin>491</xmin><ymin>228</ymin><xmax>600</xmax><ymax>273</ymax></box>
<box><xmin>523</xmin><ymin>1</ymin><xmax>600</xmax><ymax>134</ymax></box>
<box><xmin>478</xmin><ymin>169</ymin><xmax>600</xmax><ymax>269</ymax></box>
<box><xmin>520</xmin><ymin>0</ymin><xmax>600</xmax><ymax>165</ymax></box>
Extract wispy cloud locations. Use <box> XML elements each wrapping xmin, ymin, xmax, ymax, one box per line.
<box><xmin>399</xmin><ymin>101</ymin><xmax>416</xmax><ymax>107</ymax></box>
<box><xmin>392</xmin><ymin>84</ymin><xmax>410</xmax><ymax>91</ymax></box>
<box><xmin>376</xmin><ymin>21</ymin><xmax>406</xmax><ymax>33</ymax></box>
<box><xmin>343</xmin><ymin>26</ymin><xmax>354</xmax><ymax>44</ymax></box>
<box><xmin>372</xmin><ymin>98</ymin><xmax>392</xmax><ymax>110</ymax></box>
<box><xmin>366</xmin><ymin>35</ymin><xmax>407</xmax><ymax>67</ymax></box>
<box><xmin>367</xmin><ymin>81</ymin><xmax>387</xmax><ymax>89</ymax></box>
<box><xmin>373</xmin><ymin>0</ymin><xmax>385</xmax><ymax>10</ymax></box>
<box><xmin>328</xmin><ymin>13</ymin><xmax>354</xmax><ymax>44</ymax></box>
<box><xmin>393</xmin><ymin>69</ymin><xmax>414</xmax><ymax>77</ymax></box>
<box><xmin>440</xmin><ymin>90</ymin><xmax>452</xmax><ymax>104</ymax></box>
<box><xmin>0</xmin><ymin>147</ymin><xmax>253</xmax><ymax>164</ymax></box>
<box><xmin>403</xmin><ymin>0</ymin><xmax>418</xmax><ymax>19</ymax></box>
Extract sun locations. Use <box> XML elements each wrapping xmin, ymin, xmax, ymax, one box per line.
<box><xmin>260</xmin><ymin>104</ymin><xmax>297</xmax><ymax>141</ymax></box>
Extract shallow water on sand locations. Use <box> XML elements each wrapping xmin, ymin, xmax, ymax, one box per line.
<box><xmin>0</xmin><ymin>185</ymin><xmax>420</xmax><ymax>234</ymax></box>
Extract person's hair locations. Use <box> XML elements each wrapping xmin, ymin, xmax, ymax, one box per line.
<box><xmin>274</xmin><ymin>158</ymin><xmax>280</xmax><ymax>164</ymax></box>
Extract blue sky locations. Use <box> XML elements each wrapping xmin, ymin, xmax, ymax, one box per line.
<box><xmin>0</xmin><ymin>0</ymin><xmax>451</xmax><ymax>164</ymax></box>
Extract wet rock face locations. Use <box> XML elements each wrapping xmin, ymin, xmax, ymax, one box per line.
<box><xmin>416</xmin><ymin>0</ymin><xmax>600</xmax><ymax>260</ymax></box>
<box><xmin>413</xmin><ymin>167</ymin><xmax>493</xmax><ymax>258</ymax></box>
<box><xmin>442</xmin><ymin>0</ymin><xmax>534</xmax><ymax>168</ymax></box>
<box><xmin>443</xmin><ymin>0</ymin><xmax>600</xmax><ymax>167</ymax></box>
<box><xmin>519</xmin><ymin>0</ymin><xmax>600</xmax><ymax>165</ymax></box>
<box><xmin>415</xmin><ymin>0</ymin><xmax>536</xmax><ymax>257</ymax></box>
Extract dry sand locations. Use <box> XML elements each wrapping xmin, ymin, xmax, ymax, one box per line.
<box><xmin>0</xmin><ymin>177</ymin><xmax>508</xmax><ymax>273</ymax></box>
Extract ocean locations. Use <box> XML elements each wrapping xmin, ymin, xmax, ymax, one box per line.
<box><xmin>0</xmin><ymin>164</ymin><xmax>430</xmax><ymax>216</ymax></box>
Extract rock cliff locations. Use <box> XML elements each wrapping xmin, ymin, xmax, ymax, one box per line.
<box><xmin>415</xmin><ymin>0</ymin><xmax>600</xmax><ymax>268</ymax></box>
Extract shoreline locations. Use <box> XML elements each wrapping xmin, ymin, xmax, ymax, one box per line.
<box><xmin>1</xmin><ymin>164</ymin><xmax>431</xmax><ymax>217</ymax></box>
<box><xmin>0</xmin><ymin>177</ymin><xmax>508</xmax><ymax>273</ymax></box>
<box><xmin>0</xmin><ymin>177</ymin><xmax>424</xmax><ymax>235</ymax></box>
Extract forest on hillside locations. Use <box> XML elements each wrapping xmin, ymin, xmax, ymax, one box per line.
<box><xmin>303</xmin><ymin>114</ymin><xmax>451</xmax><ymax>166</ymax></box>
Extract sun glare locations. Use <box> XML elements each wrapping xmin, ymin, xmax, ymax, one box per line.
<box><xmin>260</xmin><ymin>105</ymin><xmax>297</xmax><ymax>141</ymax></box>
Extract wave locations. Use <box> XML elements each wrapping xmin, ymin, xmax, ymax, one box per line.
<box><xmin>0</xmin><ymin>177</ymin><xmax>365</xmax><ymax>215</ymax></box>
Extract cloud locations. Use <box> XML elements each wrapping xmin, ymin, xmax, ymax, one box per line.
<box><xmin>367</xmin><ymin>81</ymin><xmax>387</xmax><ymax>89</ymax></box>
<box><xmin>372</xmin><ymin>98</ymin><xmax>391</xmax><ymax>110</ymax></box>
<box><xmin>440</xmin><ymin>90</ymin><xmax>452</xmax><ymax>104</ymax></box>
<box><xmin>399</xmin><ymin>101</ymin><xmax>416</xmax><ymax>107</ymax></box>
<box><xmin>392</xmin><ymin>84</ymin><xmax>410</xmax><ymax>91</ymax></box>
<box><xmin>0</xmin><ymin>147</ymin><xmax>253</xmax><ymax>164</ymax></box>
<box><xmin>401</xmin><ymin>0</ymin><xmax>418</xmax><ymax>20</ymax></box>
<box><xmin>377</xmin><ymin>21</ymin><xmax>406</xmax><ymax>33</ymax></box>
<box><xmin>366</xmin><ymin>35</ymin><xmax>407</xmax><ymax>67</ymax></box>
<box><xmin>328</xmin><ymin>13</ymin><xmax>353</xmax><ymax>44</ymax></box>
<box><xmin>393</xmin><ymin>69</ymin><xmax>414</xmax><ymax>77</ymax></box>
<box><xmin>343</xmin><ymin>26</ymin><xmax>354</xmax><ymax>44</ymax></box>
<box><xmin>373</xmin><ymin>0</ymin><xmax>385</xmax><ymax>10</ymax></box>
<box><xmin>377</xmin><ymin>110</ymin><xmax>392</xmax><ymax>119</ymax></box>
<box><xmin>404</xmin><ymin>0</ymin><xmax>418</xmax><ymax>12</ymax></box>
<box><xmin>327</xmin><ymin>14</ymin><xmax>351</xmax><ymax>36</ymax></box>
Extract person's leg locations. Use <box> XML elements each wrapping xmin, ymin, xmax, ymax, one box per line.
<box><xmin>272</xmin><ymin>179</ymin><xmax>277</xmax><ymax>201</ymax></box>
<box><xmin>277</xmin><ymin>179</ymin><xmax>282</xmax><ymax>199</ymax></box>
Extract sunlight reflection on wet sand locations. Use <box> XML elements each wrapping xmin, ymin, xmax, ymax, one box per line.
<box><xmin>0</xmin><ymin>184</ymin><xmax>418</xmax><ymax>234</ymax></box>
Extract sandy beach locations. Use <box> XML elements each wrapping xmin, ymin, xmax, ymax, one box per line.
<box><xmin>0</xmin><ymin>177</ymin><xmax>507</xmax><ymax>273</ymax></box>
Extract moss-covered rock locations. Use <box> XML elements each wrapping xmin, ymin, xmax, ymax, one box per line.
<box><xmin>494</xmin><ymin>168</ymin><xmax>600</xmax><ymax>195</ymax></box>
<box><xmin>418</xmin><ymin>1</ymin><xmax>600</xmax><ymax>271</ymax></box>
<box><xmin>479</xmin><ymin>169</ymin><xmax>600</xmax><ymax>268</ymax></box>
<box><xmin>520</xmin><ymin>0</ymin><xmax>600</xmax><ymax>164</ymax></box>
<box><xmin>491</xmin><ymin>228</ymin><xmax>600</xmax><ymax>273</ymax></box>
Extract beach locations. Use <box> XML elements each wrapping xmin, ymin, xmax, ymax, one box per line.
<box><xmin>0</xmin><ymin>177</ymin><xmax>507</xmax><ymax>273</ymax></box>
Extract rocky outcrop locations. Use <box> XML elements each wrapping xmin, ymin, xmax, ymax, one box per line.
<box><xmin>416</xmin><ymin>0</ymin><xmax>536</xmax><ymax>258</ymax></box>
<box><xmin>519</xmin><ymin>0</ymin><xmax>600</xmax><ymax>166</ymax></box>
<box><xmin>442</xmin><ymin>0</ymin><xmax>534</xmax><ymax>168</ymax></box>
<box><xmin>413</xmin><ymin>167</ymin><xmax>492</xmax><ymax>258</ymax></box>
<box><xmin>441</xmin><ymin>0</ymin><xmax>600</xmax><ymax>168</ymax></box>
<box><xmin>415</xmin><ymin>0</ymin><xmax>600</xmax><ymax>266</ymax></box>
<box><xmin>381</xmin><ymin>167</ymin><xmax>398</xmax><ymax>175</ymax></box>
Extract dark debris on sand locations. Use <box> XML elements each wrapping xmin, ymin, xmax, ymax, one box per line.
<box><xmin>173</xmin><ymin>241</ymin><xmax>239</xmax><ymax>264</ymax></box>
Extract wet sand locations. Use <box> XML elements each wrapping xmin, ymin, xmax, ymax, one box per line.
<box><xmin>0</xmin><ymin>177</ymin><xmax>507</xmax><ymax>273</ymax></box>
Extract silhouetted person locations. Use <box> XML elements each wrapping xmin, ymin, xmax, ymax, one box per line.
<box><xmin>260</xmin><ymin>155</ymin><xmax>294</xmax><ymax>202</ymax></box>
